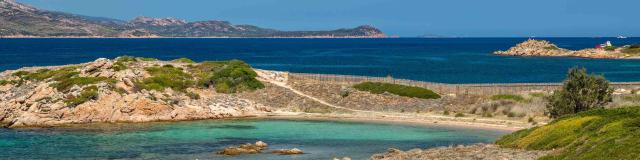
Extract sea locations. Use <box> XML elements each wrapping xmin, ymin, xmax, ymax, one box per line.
<box><xmin>1</xmin><ymin>37</ymin><xmax>640</xmax><ymax>83</ymax></box>
<box><xmin>0</xmin><ymin>119</ymin><xmax>507</xmax><ymax>160</ymax></box>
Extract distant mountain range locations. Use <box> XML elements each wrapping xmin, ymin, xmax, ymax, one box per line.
<box><xmin>0</xmin><ymin>0</ymin><xmax>386</xmax><ymax>38</ymax></box>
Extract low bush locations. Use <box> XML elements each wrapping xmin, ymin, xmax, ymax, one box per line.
<box><xmin>0</xmin><ymin>80</ymin><xmax>18</xmax><ymax>86</ymax></box>
<box><xmin>622</xmin><ymin>44</ymin><xmax>640</xmax><ymax>54</ymax></box>
<box><xmin>196</xmin><ymin>60</ymin><xmax>264</xmax><ymax>93</ymax></box>
<box><xmin>455</xmin><ymin>113</ymin><xmax>465</xmax><ymax>117</ymax></box>
<box><xmin>15</xmin><ymin>67</ymin><xmax>79</xmax><ymax>82</ymax></box>
<box><xmin>64</xmin><ymin>86</ymin><xmax>99</xmax><ymax>107</ymax></box>
<box><xmin>497</xmin><ymin>106</ymin><xmax>640</xmax><ymax>159</ymax></box>
<box><xmin>543</xmin><ymin>46</ymin><xmax>559</xmax><ymax>50</ymax></box>
<box><xmin>353</xmin><ymin>82</ymin><xmax>440</xmax><ymax>99</ymax></box>
<box><xmin>136</xmin><ymin>65</ymin><xmax>194</xmax><ymax>92</ymax></box>
<box><xmin>51</xmin><ymin>76</ymin><xmax>116</xmax><ymax>92</ymax></box>
<box><xmin>172</xmin><ymin>58</ymin><xmax>195</xmax><ymax>63</ymax></box>
<box><xmin>604</xmin><ymin>45</ymin><xmax>617</xmax><ymax>51</ymax></box>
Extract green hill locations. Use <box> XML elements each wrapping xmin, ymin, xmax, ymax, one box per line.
<box><xmin>497</xmin><ymin>106</ymin><xmax>640</xmax><ymax>160</ymax></box>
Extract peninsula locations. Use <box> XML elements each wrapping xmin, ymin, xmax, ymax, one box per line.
<box><xmin>0</xmin><ymin>0</ymin><xmax>385</xmax><ymax>38</ymax></box>
<box><xmin>495</xmin><ymin>39</ymin><xmax>640</xmax><ymax>59</ymax></box>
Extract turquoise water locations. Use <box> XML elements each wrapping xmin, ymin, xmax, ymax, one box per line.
<box><xmin>0</xmin><ymin>119</ymin><xmax>507</xmax><ymax>159</ymax></box>
<box><xmin>2</xmin><ymin>38</ymin><xmax>640</xmax><ymax>83</ymax></box>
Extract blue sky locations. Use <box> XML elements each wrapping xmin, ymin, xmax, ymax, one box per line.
<box><xmin>18</xmin><ymin>0</ymin><xmax>639</xmax><ymax>37</ymax></box>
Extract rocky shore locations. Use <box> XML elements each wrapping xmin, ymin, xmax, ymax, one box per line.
<box><xmin>494</xmin><ymin>39</ymin><xmax>637</xmax><ymax>59</ymax></box>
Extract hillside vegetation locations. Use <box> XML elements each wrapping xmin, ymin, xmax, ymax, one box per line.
<box><xmin>353</xmin><ymin>82</ymin><xmax>440</xmax><ymax>99</ymax></box>
<box><xmin>496</xmin><ymin>107</ymin><xmax>640</xmax><ymax>160</ymax></box>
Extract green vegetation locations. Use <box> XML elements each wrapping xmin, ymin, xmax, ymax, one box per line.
<box><xmin>135</xmin><ymin>65</ymin><xmax>194</xmax><ymax>92</ymax></box>
<box><xmin>13</xmin><ymin>67</ymin><xmax>79</xmax><ymax>82</ymax></box>
<box><xmin>604</xmin><ymin>45</ymin><xmax>617</xmax><ymax>51</ymax></box>
<box><xmin>51</xmin><ymin>77</ymin><xmax>116</xmax><ymax>92</ymax></box>
<box><xmin>622</xmin><ymin>44</ymin><xmax>640</xmax><ymax>55</ymax></box>
<box><xmin>352</xmin><ymin>82</ymin><xmax>440</xmax><ymax>99</ymax></box>
<box><xmin>543</xmin><ymin>46</ymin><xmax>559</xmax><ymax>50</ymax></box>
<box><xmin>454</xmin><ymin>113</ymin><xmax>465</xmax><ymax>117</ymax></box>
<box><xmin>497</xmin><ymin>107</ymin><xmax>640</xmax><ymax>160</ymax></box>
<box><xmin>194</xmin><ymin>60</ymin><xmax>264</xmax><ymax>93</ymax></box>
<box><xmin>0</xmin><ymin>80</ymin><xmax>18</xmax><ymax>86</ymax></box>
<box><xmin>546</xmin><ymin>68</ymin><xmax>613</xmax><ymax>118</ymax></box>
<box><xmin>113</xmin><ymin>56</ymin><xmax>137</xmax><ymax>71</ymax></box>
<box><xmin>529</xmin><ymin>92</ymin><xmax>545</xmax><ymax>98</ymax></box>
<box><xmin>139</xmin><ymin>57</ymin><xmax>159</xmax><ymax>61</ymax></box>
<box><xmin>64</xmin><ymin>86</ymin><xmax>99</xmax><ymax>107</ymax></box>
<box><xmin>172</xmin><ymin>58</ymin><xmax>195</xmax><ymax>63</ymax></box>
<box><xmin>112</xmin><ymin>56</ymin><xmax>160</xmax><ymax>71</ymax></box>
<box><xmin>490</xmin><ymin>94</ymin><xmax>525</xmax><ymax>102</ymax></box>
<box><xmin>186</xmin><ymin>92</ymin><xmax>200</xmax><ymax>100</ymax></box>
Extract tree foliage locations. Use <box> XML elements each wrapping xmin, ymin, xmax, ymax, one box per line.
<box><xmin>546</xmin><ymin>68</ymin><xmax>613</xmax><ymax>118</ymax></box>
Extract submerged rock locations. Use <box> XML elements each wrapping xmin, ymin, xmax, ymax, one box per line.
<box><xmin>272</xmin><ymin>148</ymin><xmax>304</xmax><ymax>155</ymax></box>
<box><xmin>217</xmin><ymin>141</ymin><xmax>269</xmax><ymax>156</ymax></box>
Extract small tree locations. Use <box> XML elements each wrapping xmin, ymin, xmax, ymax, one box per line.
<box><xmin>546</xmin><ymin>68</ymin><xmax>613</xmax><ymax>118</ymax></box>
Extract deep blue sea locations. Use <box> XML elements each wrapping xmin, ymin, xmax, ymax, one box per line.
<box><xmin>1</xmin><ymin>38</ymin><xmax>640</xmax><ymax>83</ymax></box>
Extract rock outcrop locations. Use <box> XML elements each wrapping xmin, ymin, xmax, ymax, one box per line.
<box><xmin>495</xmin><ymin>39</ymin><xmax>633</xmax><ymax>59</ymax></box>
<box><xmin>272</xmin><ymin>148</ymin><xmax>304</xmax><ymax>155</ymax></box>
<box><xmin>0</xmin><ymin>58</ymin><xmax>273</xmax><ymax>128</ymax></box>
<box><xmin>217</xmin><ymin>141</ymin><xmax>269</xmax><ymax>155</ymax></box>
<box><xmin>370</xmin><ymin>144</ymin><xmax>549</xmax><ymax>160</ymax></box>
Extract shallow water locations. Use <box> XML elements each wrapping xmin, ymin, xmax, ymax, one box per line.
<box><xmin>1</xmin><ymin>38</ymin><xmax>640</xmax><ymax>83</ymax></box>
<box><xmin>0</xmin><ymin>119</ymin><xmax>507</xmax><ymax>160</ymax></box>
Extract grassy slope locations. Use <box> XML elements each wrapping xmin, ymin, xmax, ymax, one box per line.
<box><xmin>497</xmin><ymin>107</ymin><xmax>640</xmax><ymax>160</ymax></box>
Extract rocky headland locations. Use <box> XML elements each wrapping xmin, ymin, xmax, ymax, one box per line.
<box><xmin>494</xmin><ymin>39</ymin><xmax>639</xmax><ymax>59</ymax></box>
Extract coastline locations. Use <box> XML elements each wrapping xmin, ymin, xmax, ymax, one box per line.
<box><xmin>257</xmin><ymin>112</ymin><xmax>526</xmax><ymax>132</ymax></box>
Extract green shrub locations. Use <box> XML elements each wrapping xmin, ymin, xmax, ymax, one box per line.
<box><xmin>497</xmin><ymin>106</ymin><xmax>640</xmax><ymax>159</ymax></box>
<box><xmin>443</xmin><ymin>110</ymin><xmax>450</xmax><ymax>115</ymax></box>
<box><xmin>623</xmin><ymin>44</ymin><xmax>640</xmax><ymax>54</ymax></box>
<box><xmin>604</xmin><ymin>45</ymin><xmax>616</xmax><ymax>51</ymax></box>
<box><xmin>197</xmin><ymin>60</ymin><xmax>264</xmax><ymax>93</ymax></box>
<box><xmin>186</xmin><ymin>92</ymin><xmax>200</xmax><ymax>100</ymax></box>
<box><xmin>0</xmin><ymin>80</ymin><xmax>18</xmax><ymax>86</ymax></box>
<box><xmin>64</xmin><ymin>86</ymin><xmax>99</xmax><ymax>107</ymax></box>
<box><xmin>51</xmin><ymin>77</ymin><xmax>116</xmax><ymax>92</ymax></box>
<box><xmin>172</xmin><ymin>58</ymin><xmax>195</xmax><ymax>63</ymax></box>
<box><xmin>490</xmin><ymin>94</ymin><xmax>525</xmax><ymax>102</ymax></box>
<box><xmin>352</xmin><ymin>82</ymin><xmax>440</xmax><ymax>99</ymax></box>
<box><xmin>546</xmin><ymin>67</ymin><xmax>613</xmax><ymax>118</ymax></box>
<box><xmin>16</xmin><ymin>67</ymin><xmax>79</xmax><ymax>82</ymax></box>
<box><xmin>543</xmin><ymin>46</ymin><xmax>559</xmax><ymax>50</ymax></box>
<box><xmin>455</xmin><ymin>113</ymin><xmax>465</xmax><ymax>117</ymax></box>
<box><xmin>139</xmin><ymin>57</ymin><xmax>159</xmax><ymax>61</ymax></box>
<box><xmin>136</xmin><ymin>65</ymin><xmax>194</xmax><ymax>92</ymax></box>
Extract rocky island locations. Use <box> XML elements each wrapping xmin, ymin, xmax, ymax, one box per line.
<box><xmin>495</xmin><ymin>39</ymin><xmax>640</xmax><ymax>59</ymax></box>
<box><xmin>0</xmin><ymin>0</ymin><xmax>385</xmax><ymax>38</ymax></box>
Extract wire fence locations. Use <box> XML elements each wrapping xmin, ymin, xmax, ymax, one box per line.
<box><xmin>288</xmin><ymin>72</ymin><xmax>640</xmax><ymax>95</ymax></box>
